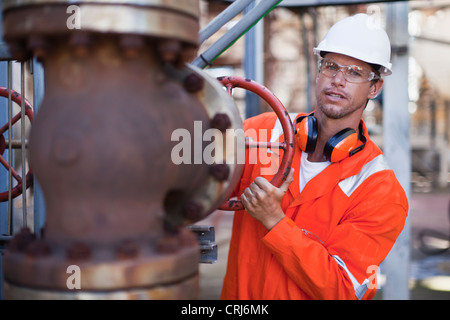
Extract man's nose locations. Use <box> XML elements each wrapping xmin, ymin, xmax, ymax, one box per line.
<box><xmin>331</xmin><ymin>69</ymin><xmax>346</xmax><ymax>86</ymax></box>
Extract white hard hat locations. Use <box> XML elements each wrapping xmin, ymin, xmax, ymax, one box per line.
<box><xmin>314</xmin><ymin>13</ymin><xmax>392</xmax><ymax>76</ymax></box>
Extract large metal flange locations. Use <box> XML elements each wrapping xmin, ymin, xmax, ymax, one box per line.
<box><xmin>2</xmin><ymin>0</ymin><xmax>200</xmax><ymax>19</ymax></box>
<box><xmin>3</xmin><ymin>227</ymin><xmax>200</xmax><ymax>293</ymax></box>
<box><xmin>163</xmin><ymin>64</ymin><xmax>243</xmax><ymax>226</ymax></box>
<box><xmin>2</xmin><ymin>0</ymin><xmax>200</xmax><ymax>60</ymax></box>
<box><xmin>3</xmin><ymin>274</ymin><xmax>199</xmax><ymax>300</ymax></box>
<box><xmin>185</xmin><ymin>65</ymin><xmax>244</xmax><ymax>222</ymax></box>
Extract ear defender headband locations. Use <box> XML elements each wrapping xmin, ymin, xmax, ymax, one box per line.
<box><xmin>294</xmin><ymin>114</ymin><xmax>367</xmax><ymax>162</ymax></box>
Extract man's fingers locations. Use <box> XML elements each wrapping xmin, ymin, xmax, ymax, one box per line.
<box><xmin>241</xmin><ymin>190</ymin><xmax>259</xmax><ymax>211</ymax></box>
<box><xmin>241</xmin><ymin>193</ymin><xmax>249</xmax><ymax>209</ymax></box>
<box><xmin>253</xmin><ymin>176</ymin><xmax>271</xmax><ymax>192</ymax></box>
<box><xmin>252</xmin><ymin>168</ymin><xmax>294</xmax><ymax>194</ymax></box>
<box><xmin>278</xmin><ymin>168</ymin><xmax>294</xmax><ymax>194</ymax></box>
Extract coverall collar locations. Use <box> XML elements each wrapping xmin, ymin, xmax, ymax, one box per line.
<box><xmin>287</xmin><ymin>119</ymin><xmax>380</xmax><ymax>208</ymax></box>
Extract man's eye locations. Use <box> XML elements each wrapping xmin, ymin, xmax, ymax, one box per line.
<box><xmin>349</xmin><ymin>68</ymin><xmax>363</xmax><ymax>77</ymax></box>
<box><xmin>326</xmin><ymin>63</ymin><xmax>339</xmax><ymax>71</ymax></box>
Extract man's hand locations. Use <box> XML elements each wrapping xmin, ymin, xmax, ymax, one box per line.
<box><xmin>241</xmin><ymin>168</ymin><xmax>294</xmax><ymax>230</ymax></box>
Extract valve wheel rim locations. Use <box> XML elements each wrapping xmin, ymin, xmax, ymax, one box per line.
<box><xmin>217</xmin><ymin>76</ymin><xmax>294</xmax><ymax>211</ymax></box>
<box><xmin>0</xmin><ymin>87</ymin><xmax>34</xmax><ymax>202</ymax></box>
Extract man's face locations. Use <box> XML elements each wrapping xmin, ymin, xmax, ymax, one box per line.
<box><xmin>315</xmin><ymin>52</ymin><xmax>383</xmax><ymax>120</ymax></box>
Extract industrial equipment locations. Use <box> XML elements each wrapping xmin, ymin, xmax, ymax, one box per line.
<box><xmin>0</xmin><ymin>0</ymin><xmax>293</xmax><ymax>299</ymax></box>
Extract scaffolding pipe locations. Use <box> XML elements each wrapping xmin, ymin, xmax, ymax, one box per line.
<box><xmin>243</xmin><ymin>0</ymin><xmax>264</xmax><ymax>118</ymax></box>
<box><xmin>382</xmin><ymin>1</ymin><xmax>411</xmax><ymax>300</ymax></box>
<box><xmin>31</xmin><ymin>58</ymin><xmax>46</xmax><ymax>236</ymax></box>
<box><xmin>192</xmin><ymin>0</ymin><xmax>282</xmax><ymax>69</ymax></box>
<box><xmin>199</xmin><ymin>0</ymin><xmax>254</xmax><ymax>44</ymax></box>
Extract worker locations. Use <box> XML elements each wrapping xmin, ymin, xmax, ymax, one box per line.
<box><xmin>220</xmin><ymin>13</ymin><xmax>408</xmax><ymax>300</ymax></box>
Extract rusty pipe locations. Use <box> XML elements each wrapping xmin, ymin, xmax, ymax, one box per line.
<box><xmin>2</xmin><ymin>0</ymin><xmax>242</xmax><ymax>299</ymax></box>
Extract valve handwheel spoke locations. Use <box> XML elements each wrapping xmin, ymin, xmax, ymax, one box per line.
<box><xmin>0</xmin><ymin>155</ymin><xmax>23</xmax><ymax>182</ymax></box>
<box><xmin>0</xmin><ymin>87</ymin><xmax>34</xmax><ymax>201</ymax></box>
<box><xmin>217</xmin><ymin>76</ymin><xmax>294</xmax><ymax>211</ymax></box>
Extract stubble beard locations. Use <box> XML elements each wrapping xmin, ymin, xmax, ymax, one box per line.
<box><xmin>317</xmin><ymin>103</ymin><xmax>349</xmax><ymax>120</ymax></box>
<box><xmin>317</xmin><ymin>98</ymin><xmax>367</xmax><ymax>120</ymax></box>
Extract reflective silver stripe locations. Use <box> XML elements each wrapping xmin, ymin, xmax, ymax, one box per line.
<box><xmin>338</xmin><ymin>154</ymin><xmax>390</xmax><ymax>197</ymax></box>
<box><xmin>332</xmin><ymin>255</ymin><xmax>371</xmax><ymax>300</ymax></box>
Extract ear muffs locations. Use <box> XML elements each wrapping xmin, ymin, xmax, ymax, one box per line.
<box><xmin>323</xmin><ymin>128</ymin><xmax>358</xmax><ymax>162</ymax></box>
<box><xmin>294</xmin><ymin>115</ymin><xmax>317</xmax><ymax>153</ymax></box>
<box><xmin>294</xmin><ymin>115</ymin><xmax>367</xmax><ymax>162</ymax></box>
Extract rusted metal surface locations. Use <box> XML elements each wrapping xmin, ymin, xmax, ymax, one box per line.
<box><xmin>3</xmin><ymin>273</ymin><xmax>199</xmax><ymax>300</ymax></box>
<box><xmin>3</xmin><ymin>0</ymin><xmax>201</xmax><ymax>19</ymax></box>
<box><xmin>1</xmin><ymin>0</ymin><xmax>242</xmax><ymax>299</ymax></box>
<box><xmin>2</xmin><ymin>1</ymin><xmax>200</xmax><ymax>60</ymax></box>
<box><xmin>2</xmin><ymin>35</ymin><xmax>207</xmax><ymax>295</ymax></box>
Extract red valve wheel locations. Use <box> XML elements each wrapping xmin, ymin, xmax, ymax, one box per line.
<box><xmin>217</xmin><ymin>76</ymin><xmax>294</xmax><ymax>211</ymax></box>
<box><xmin>0</xmin><ymin>87</ymin><xmax>33</xmax><ymax>202</ymax></box>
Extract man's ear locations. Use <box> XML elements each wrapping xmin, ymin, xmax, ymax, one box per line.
<box><xmin>368</xmin><ymin>78</ymin><xmax>383</xmax><ymax>99</ymax></box>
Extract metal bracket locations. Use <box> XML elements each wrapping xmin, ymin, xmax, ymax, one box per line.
<box><xmin>187</xmin><ymin>225</ymin><xmax>217</xmax><ymax>264</ymax></box>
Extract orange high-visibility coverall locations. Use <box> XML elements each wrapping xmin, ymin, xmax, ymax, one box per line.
<box><xmin>221</xmin><ymin>112</ymin><xmax>408</xmax><ymax>300</ymax></box>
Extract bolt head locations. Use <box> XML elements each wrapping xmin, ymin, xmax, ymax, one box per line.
<box><xmin>25</xmin><ymin>239</ymin><xmax>51</xmax><ymax>258</ymax></box>
<box><xmin>116</xmin><ymin>239</ymin><xmax>139</xmax><ymax>260</ymax></box>
<box><xmin>209</xmin><ymin>163</ymin><xmax>230</xmax><ymax>182</ymax></box>
<box><xmin>8</xmin><ymin>227</ymin><xmax>36</xmax><ymax>253</ymax></box>
<box><xmin>66</xmin><ymin>242</ymin><xmax>91</xmax><ymax>261</ymax></box>
<box><xmin>210</xmin><ymin>113</ymin><xmax>231</xmax><ymax>132</ymax></box>
<box><xmin>183</xmin><ymin>201</ymin><xmax>204</xmax><ymax>221</ymax></box>
<box><xmin>183</xmin><ymin>73</ymin><xmax>204</xmax><ymax>93</ymax></box>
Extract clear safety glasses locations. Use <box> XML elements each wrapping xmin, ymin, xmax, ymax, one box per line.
<box><xmin>318</xmin><ymin>59</ymin><xmax>380</xmax><ymax>83</ymax></box>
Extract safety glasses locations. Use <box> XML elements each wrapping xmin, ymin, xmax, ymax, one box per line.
<box><xmin>318</xmin><ymin>59</ymin><xmax>380</xmax><ymax>83</ymax></box>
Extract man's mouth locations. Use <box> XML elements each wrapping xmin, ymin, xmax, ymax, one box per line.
<box><xmin>324</xmin><ymin>90</ymin><xmax>346</xmax><ymax>101</ymax></box>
